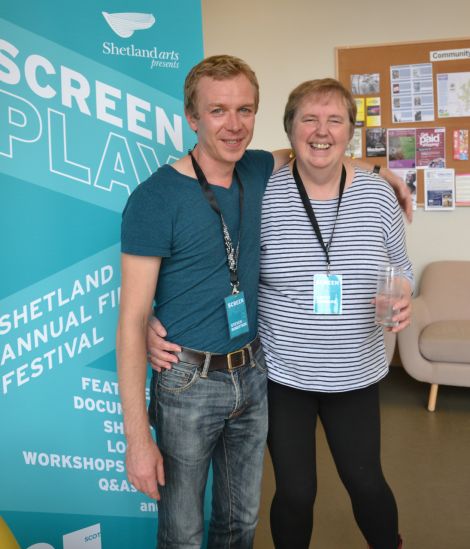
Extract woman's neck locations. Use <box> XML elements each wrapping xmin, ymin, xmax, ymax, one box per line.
<box><xmin>294</xmin><ymin>160</ymin><xmax>345</xmax><ymax>200</ymax></box>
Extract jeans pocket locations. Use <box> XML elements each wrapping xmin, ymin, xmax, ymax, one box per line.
<box><xmin>157</xmin><ymin>361</ymin><xmax>200</xmax><ymax>393</ymax></box>
<box><xmin>253</xmin><ymin>344</ymin><xmax>268</xmax><ymax>373</ymax></box>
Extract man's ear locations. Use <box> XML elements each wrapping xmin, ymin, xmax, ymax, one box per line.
<box><xmin>185</xmin><ymin>110</ymin><xmax>198</xmax><ymax>133</ymax></box>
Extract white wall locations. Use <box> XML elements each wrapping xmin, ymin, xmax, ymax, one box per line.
<box><xmin>202</xmin><ymin>0</ymin><xmax>470</xmax><ymax>284</ymax></box>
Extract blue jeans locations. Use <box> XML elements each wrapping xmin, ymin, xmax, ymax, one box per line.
<box><xmin>153</xmin><ymin>344</ymin><xmax>268</xmax><ymax>549</ymax></box>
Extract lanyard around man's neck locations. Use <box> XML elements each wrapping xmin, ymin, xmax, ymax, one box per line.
<box><xmin>189</xmin><ymin>150</ymin><xmax>244</xmax><ymax>294</ymax></box>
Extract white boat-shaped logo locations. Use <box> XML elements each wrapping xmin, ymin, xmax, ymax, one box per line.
<box><xmin>102</xmin><ymin>12</ymin><xmax>156</xmax><ymax>38</ymax></box>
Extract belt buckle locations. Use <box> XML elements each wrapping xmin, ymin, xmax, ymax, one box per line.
<box><xmin>227</xmin><ymin>349</ymin><xmax>246</xmax><ymax>370</ymax></box>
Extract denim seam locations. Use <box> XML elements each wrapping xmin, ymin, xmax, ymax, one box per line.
<box><xmin>228</xmin><ymin>371</ymin><xmax>241</xmax><ymax>418</ymax></box>
<box><xmin>221</xmin><ymin>432</ymin><xmax>234</xmax><ymax>547</ymax></box>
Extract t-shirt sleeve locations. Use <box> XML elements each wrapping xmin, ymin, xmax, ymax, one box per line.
<box><xmin>240</xmin><ymin>149</ymin><xmax>275</xmax><ymax>191</ymax></box>
<box><xmin>249</xmin><ymin>149</ymin><xmax>274</xmax><ymax>177</ymax></box>
<box><xmin>121</xmin><ymin>175</ymin><xmax>172</xmax><ymax>257</ymax></box>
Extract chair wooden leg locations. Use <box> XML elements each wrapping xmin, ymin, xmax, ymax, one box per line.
<box><xmin>428</xmin><ymin>383</ymin><xmax>438</xmax><ymax>412</ymax></box>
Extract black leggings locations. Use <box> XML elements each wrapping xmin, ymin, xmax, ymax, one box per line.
<box><xmin>267</xmin><ymin>379</ymin><xmax>399</xmax><ymax>549</ymax></box>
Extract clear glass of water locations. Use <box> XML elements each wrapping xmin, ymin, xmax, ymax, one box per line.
<box><xmin>375</xmin><ymin>264</ymin><xmax>404</xmax><ymax>328</ymax></box>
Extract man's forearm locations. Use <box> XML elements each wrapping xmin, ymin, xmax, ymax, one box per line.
<box><xmin>116</xmin><ymin>322</ymin><xmax>153</xmax><ymax>444</ymax></box>
<box><xmin>272</xmin><ymin>148</ymin><xmax>294</xmax><ymax>172</ymax></box>
<box><xmin>117</xmin><ymin>254</ymin><xmax>161</xmax><ymax>443</ymax></box>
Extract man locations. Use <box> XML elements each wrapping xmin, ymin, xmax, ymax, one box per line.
<box><xmin>117</xmin><ymin>55</ymin><xmax>411</xmax><ymax>549</ymax></box>
<box><xmin>117</xmin><ymin>55</ymin><xmax>290</xmax><ymax>549</ymax></box>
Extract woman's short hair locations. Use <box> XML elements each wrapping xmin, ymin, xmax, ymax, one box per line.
<box><xmin>283</xmin><ymin>78</ymin><xmax>357</xmax><ymax>138</ymax></box>
<box><xmin>184</xmin><ymin>55</ymin><xmax>259</xmax><ymax>118</ymax></box>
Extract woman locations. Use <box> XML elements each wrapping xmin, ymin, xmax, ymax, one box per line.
<box><xmin>258</xmin><ymin>79</ymin><xmax>412</xmax><ymax>549</ymax></box>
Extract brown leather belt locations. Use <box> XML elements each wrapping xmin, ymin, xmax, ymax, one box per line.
<box><xmin>176</xmin><ymin>337</ymin><xmax>261</xmax><ymax>371</ymax></box>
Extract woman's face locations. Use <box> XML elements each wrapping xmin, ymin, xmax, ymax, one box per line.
<box><xmin>290</xmin><ymin>92</ymin><xmax>353</xmax><ymax>173</ymax></box>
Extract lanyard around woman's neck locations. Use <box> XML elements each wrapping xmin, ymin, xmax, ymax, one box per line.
<box><xmin>189</xmin><ymin>150</ymin><xmax>244</xmax><ymax>294</ymax></box>
<box><xmin>292</xmin><ymin>161</ymin><xmax>346</xmax><ymax>272</ymax></box>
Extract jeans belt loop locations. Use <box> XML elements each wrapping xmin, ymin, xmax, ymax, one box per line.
<box><xmin>247</xmin><ymin>342</ymin><xmax>255</xmax><ymax>367</ymax></box>
<box><xmin>200</xmin><ymin>352</ymin><xmax>211</xmax><ymax>379</ymax></box>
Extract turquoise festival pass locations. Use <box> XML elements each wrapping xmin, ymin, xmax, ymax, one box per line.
<box><xmin>313</xmin><ymin>273</ymin><xmax>343</xmax><ymax>314</ymax></box>
<box><xmin>225</xmin><ymin>291</ymin><xmax>249</xmax><ymax>338</ymax></box>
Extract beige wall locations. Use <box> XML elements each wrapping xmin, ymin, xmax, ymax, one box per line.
<box><xmin>201</xmin><ymin>0</ymin><xmax>470</xmax><ymax>284</ymax></box>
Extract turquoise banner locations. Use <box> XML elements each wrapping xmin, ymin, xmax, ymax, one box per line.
<box><xmin>0</xmin><ymin>2</ymin><xmax>203</xmax><ymax>547</ymax></box>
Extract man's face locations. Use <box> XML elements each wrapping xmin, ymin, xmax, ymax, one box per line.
<box><xmin>186</xmin><ymin>74</ymin><xmax>256</xmax><ymax>169</ymax></box>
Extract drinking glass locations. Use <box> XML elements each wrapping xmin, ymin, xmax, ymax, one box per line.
<box><xmin>375</xmin><ymin>264</ymin><xmax>404</xmax><ymax>327</ymax></box>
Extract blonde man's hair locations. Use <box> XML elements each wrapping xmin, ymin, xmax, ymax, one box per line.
<box><xmin>184</xmin><ymin>54</ymin><xmax>259</xmax><ymax>118</ymax></box>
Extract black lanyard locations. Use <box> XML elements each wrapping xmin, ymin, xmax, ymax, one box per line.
<box><xmin>292</xmin><ymin>161</ymin><xmax>346</xmax><ymax>272</ymax></box>
<box><xmin>190</xmin><ymin>150</ymin><xmax>244</xmax><ymax>294</ymax></box>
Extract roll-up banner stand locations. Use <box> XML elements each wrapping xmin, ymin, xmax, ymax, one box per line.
<box><xmin>0</xmin><ymin>2</ymin><xmax>203</xmax><ymax>546</ymax></box>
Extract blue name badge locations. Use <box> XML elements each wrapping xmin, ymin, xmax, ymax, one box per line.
<box><xmin>225</xmin><ymin>291</ymin><xmax>250</xmax><ymax>339</ymax></box>
<box><xmin>313</xmin><ymin>273</ymin><xmax>343</xmax><ymax>315</ymax></box>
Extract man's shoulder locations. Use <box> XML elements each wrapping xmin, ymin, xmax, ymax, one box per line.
<box><xmin>169</xmin><ymin>155</ymin><xmax>194</xmax><ymax>178</ymax></box>
<box><xmin>124</xmin><ymin>164</ymin><xmax>185</xmax><ymax>215</ymax></box>
<box><xmin>239</xmin><ymin>149</ymin><xmax>272</xmax><ymax>164</ymax></box>
<box><xmin>138</xmin><ymin>162</ymin><xmax>191</xmax><ymax>194</ymax></box>
<box><xmin>236</xmin><ymin>150</ymin><xmax>274</xmax><ymax>182</ymax></box>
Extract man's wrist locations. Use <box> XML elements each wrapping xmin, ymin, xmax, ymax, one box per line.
<box><xmin>124</xmin><ymin>421</ymin><xmax>154</xmax><ymax>444</ymax></box>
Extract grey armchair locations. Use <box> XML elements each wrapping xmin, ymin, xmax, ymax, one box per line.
<box><xmin>398</xmin><ymin>261</ymin><xmax>470</xmax><ymax>411</ymax></box>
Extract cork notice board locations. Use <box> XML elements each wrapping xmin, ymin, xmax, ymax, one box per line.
<box><xmin>336</xmin><ymin>38</ymin><xmax>470</xmax><ymax>206</ymax></box>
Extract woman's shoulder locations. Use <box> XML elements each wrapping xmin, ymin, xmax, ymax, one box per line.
<box><xmin>268</xmin><ymin>163</ymin><xmax>292</xmax><ymax>183</ymax></box>
<box><xmin>352</xmin><ymin>168</ymin><xmax>396</xmax><ymax>198</ymax></box>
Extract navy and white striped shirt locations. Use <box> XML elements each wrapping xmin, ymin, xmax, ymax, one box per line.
<box><xmin>258</xmin><ymin>166</ymin><xmax>413</xmax><ymax>392</ymax></box>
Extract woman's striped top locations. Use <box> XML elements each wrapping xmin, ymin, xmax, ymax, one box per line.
<box><xmin>258</xmin><ymin>165</ymin><xmax>413</xmax><ymax>392</ymax></box>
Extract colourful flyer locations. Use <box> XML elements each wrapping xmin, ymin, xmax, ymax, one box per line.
<box><xmin>387</xmin><ymin>129</ymin><xmax>416</xmax><ymax>169</ymax></box>
<box><xmin>453</xmin><ymin>129</ymin><xmax>469</xmax><ymax>160</ymax></box>
<box><xmin>456</xmin><ymin>173</ymin><xmax>470</xmax><ymax>205</ymax></box>
<box><xmin>391</xmin><ymin>169</ymin><xmax>417</xmax><ymax>210</ymax></box>
<box><xmin>346</xmin><ymin>128</ymin><xmax>363</xmax><ymax>158</ymax></box>
<box><xmin>355</xmin><ymin>98</ymin><xmax>365</xmax><ymax>126</ymax></box>
<box><xmin>366</xmin><ymin>128</ymin><xmax>386</xmax><ymax>157</ymax></box>
<box><xmin>366</xmin><ymin>97</ymin><xmax>381</xmax><ymax>127</ymax></box>
<box><xmin>424</xmin><ymin>169</ymin><xmax>455</xmax><ymax>210</ymax></box>
<box><xmin>416</xmin><ymin>128</ymin><xmax>446</xmax><ymax>168</ymax></box>
<box><xmin>351</xmin><ymin>73</ymin><xmax>380</xmax><ymax>95</ymax></box>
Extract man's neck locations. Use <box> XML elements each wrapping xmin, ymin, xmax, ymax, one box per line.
<box><xmin>191</xmin><ymin>147</ymin><xmax>235</xmax><ymax>188</ymax></box>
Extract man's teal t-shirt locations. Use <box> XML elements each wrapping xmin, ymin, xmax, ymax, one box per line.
<box><xmin>121</xmin><ymin>149</ymin><xmax>274</xmax><ymax>353</ymax></box>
